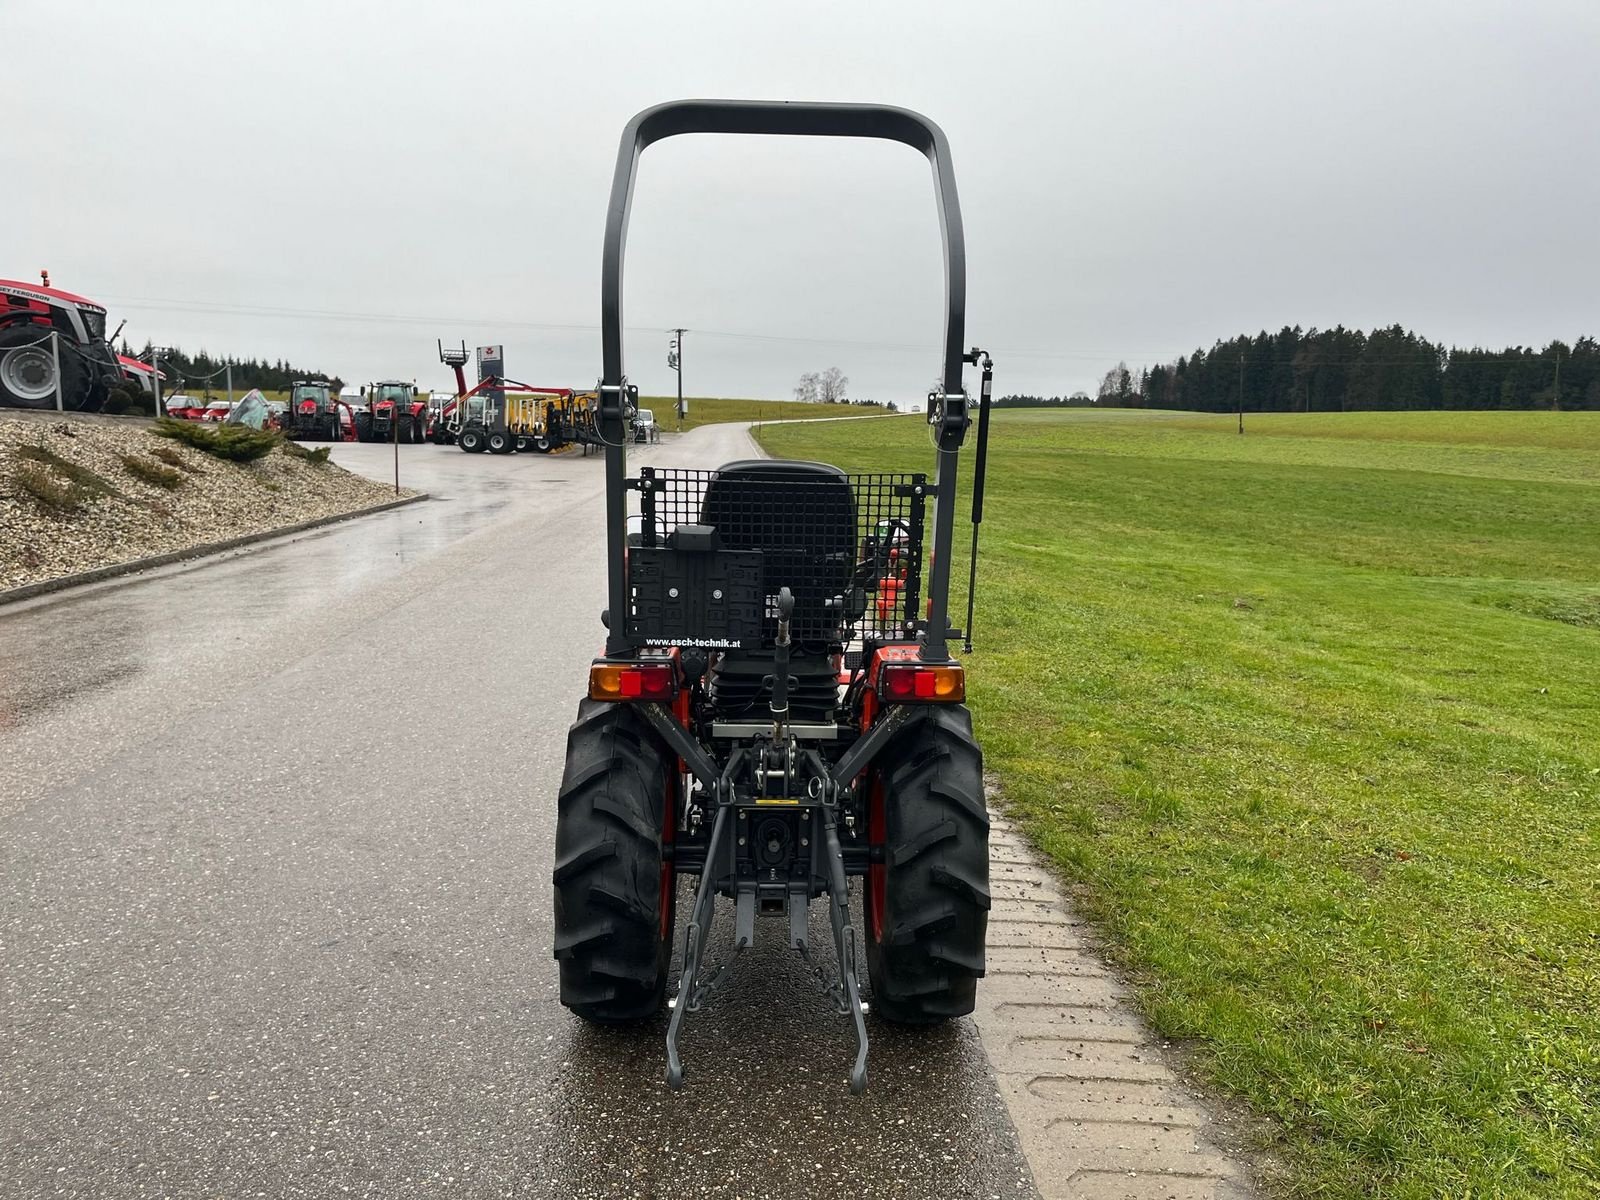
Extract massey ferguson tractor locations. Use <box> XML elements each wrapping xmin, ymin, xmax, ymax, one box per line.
<box><xmin>362</xmin><ymin>380</ymin><xmax>427</xmax><ymax>443</ymax></box>
<box><xmin>283</xmin><ymin>379</ymin><xmax>344</xmax><ymax>440</ymax></box>
<box><xmin>552</xmin><ymin>100</ymin><xmax>996</xmax><ymax>1095</ymax></box>
<box><xmin>0</xmin><ymin>274</ymin><xmax>123</xmax><ymax>411</ymax></box>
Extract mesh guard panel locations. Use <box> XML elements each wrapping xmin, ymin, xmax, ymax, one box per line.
<box><xmin>629</xmin><ymin>462</ymin><xmax>927</xmax><ymax>649</ymax></box>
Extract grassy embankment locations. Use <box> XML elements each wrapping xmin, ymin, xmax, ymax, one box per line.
<box><xmin>758</xmin><ymin>408</ymin><xmax>1600</xmax><ymax>1199</ymax></box>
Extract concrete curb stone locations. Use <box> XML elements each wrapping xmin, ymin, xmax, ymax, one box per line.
<box><xmin>974</xmin><ymin>807</ymin><xmax>1260</xmax><ymax>1200</ymax></box>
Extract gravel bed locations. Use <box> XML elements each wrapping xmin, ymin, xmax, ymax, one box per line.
<box><xmin>0</xmin><ymin>416</ymin><xmax>415</xmax><ymax>592</ymax></box>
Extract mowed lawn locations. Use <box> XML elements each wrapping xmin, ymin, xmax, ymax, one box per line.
<box><xmin>643</xmin><ymin>395</ymin><xmax>888</xmax><ymax>432</ymax></box>
<box><xmin>758</xmin><ymin>409</ymin><xmax>1600</xmax><ymax>1199</ymax></box>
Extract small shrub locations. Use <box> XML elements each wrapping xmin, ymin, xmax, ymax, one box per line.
<box><xmin>15</xmin><ymin>444</ymin><xmax>118</xmax><ymax>497</ymax></box>
<box><xmin>153</xmin><ymin>418</ymin><xmax>281</xmax><ymax>463</ymax></box>
<box><xmin>14</xmin><ymin>461</ymin><xmax>84</xmax><ymax>514</ymax></box>
<box><xmin>149</xmin><ymin>444</ymin><xmax>201</xmax><ymax>473</ymax></box>
<box><xmin>282</xmin><ymin>441</ymin><xmax>331</xmax><ymax>466</ymax></box>
<box><xmin>121</xmin><ymin>454</ymin><xmax>184</xmax><ymax>489</ymax></box>
<box><xmin>103</xmin><ymin>383</ymin><xmax>156</xmax><ymax>416</ymax></box>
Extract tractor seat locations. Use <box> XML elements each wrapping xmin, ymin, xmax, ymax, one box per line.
<box><xmin>699</xmin><ymin>459</ymin><xmax>858</xmax><ymax>643</ymax></box>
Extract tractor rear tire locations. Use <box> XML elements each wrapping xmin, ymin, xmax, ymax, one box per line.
<box><xmin>459</xmin><ymin>428</ymin><xmax>485</xmax><ymax>453</ymax></box>
<box><xmin>0</xmin><ymin>324</ymin><xmax>90</xmax><ymax>410</ymax></box>
<box><xmin>354</xmin><ymin>413</ymin><xmax>373</xmax><ymax>442</ymax></box>
<box><xmin>410</xmin><ymin>416</ymin><xmax>425</xmax><ymax>444</ymax></box>
<box><xmin>553</xmin><ymin>699</ymin><xmax>674</xmax><ymax>1023</ymax></box>
<box><xmin>866</xmin><ymin>704</ymin><xmax>990</xmax><ymax>1024</ymax></box>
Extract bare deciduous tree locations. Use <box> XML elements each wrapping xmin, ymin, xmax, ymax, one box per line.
<box><xmin>1098</xmin><ymin>361</ymin><xmax>1131</xmax><ymax>404</ymax></box>
<box><xmin>794</xmin><ymin>367</ymin><xmax>848</xmax><ymax>403</ymax></box>
<box><xmin>818</xmin><ymin>366</ymin><xmax>848</xmax><ymax>404</ymax></box>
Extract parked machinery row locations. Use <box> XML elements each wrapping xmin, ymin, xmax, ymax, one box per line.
<box><xmin>0</xmin><ymin>276</ymin><xmax>649</xmax><ymax>462</ymax></box>
<box><xmin>284</xmin><ymin>379</ymin><xmax>425</xmax><ymax>444</ymax></box>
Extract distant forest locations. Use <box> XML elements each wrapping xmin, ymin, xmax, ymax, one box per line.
<box><xmin>1001</xmin><ymin>327</ymin><xmax>1598</xmax><ymax>412</ymax></box>
<box><xmin>121</xmin><ymin>341</ymin><xmax>342</xmax><ymax>394</ymax></box>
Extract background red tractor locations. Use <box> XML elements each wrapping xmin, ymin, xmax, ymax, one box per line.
<box><xmin>283</xmin><ymin>379</ymin><xmax>345</xmax><ymax>440</ymax></box>
<box><xmin>360</xmin><ymin>380</ymin><xmax>427</xmax><ymax>443</ymax></box>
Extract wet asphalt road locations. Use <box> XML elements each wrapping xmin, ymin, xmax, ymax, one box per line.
<box><xmin>0</xmin><ymin>425</ymin><xmax>1035</xmax><ymax>1199</ymax></box>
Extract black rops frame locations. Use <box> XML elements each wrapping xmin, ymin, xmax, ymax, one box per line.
<box><xmin>598</xmin><ymin>99</ymin><xmax>971</xmax><ymax>661</ymax></box>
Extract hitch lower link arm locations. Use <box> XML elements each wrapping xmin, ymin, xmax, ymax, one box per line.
<box><xmin>653</xmin><ymin>717</ymin><xmax>874</xmax><ymax>1095</ymax></box>
<box><xmin>665</xmin><ymin>750</ymin><xmax>746</xmax><ymax>1091</ymax></box>
<box><xmin>804</xmin><ymin>750</ymin><xmax>871</xmax><ymax>1095</ymax></box>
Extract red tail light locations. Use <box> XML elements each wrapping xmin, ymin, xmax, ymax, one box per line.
<box><xmin>879</xmin><ymin>662</ymin><xmax>964</xmax><ymax>703</ymax></box>
<box><xmin>590</xmin><ymin>661</ymin><xmax>677</xmax><ymax>702</ymax></box>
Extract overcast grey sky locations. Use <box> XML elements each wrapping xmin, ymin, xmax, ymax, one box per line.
<box><xmin>6</xmin><ymin>0</ymin><xmax>1596</xmax><ymax>401</ymax></box>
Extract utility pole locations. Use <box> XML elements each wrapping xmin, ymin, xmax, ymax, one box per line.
<box><xmin>151</xmin><ymin>348</ymin><xmax>163</xmax><ymax>417</ymax></box>
<box><xmin>669</xmin><ymin>328</ymin><xmax>686</xmax><ymax>430</ymax></box>
<box><xmin>1237</xmin><ymin>352</ymin><xmax>1245</xmax><ymax>434</ymax></box>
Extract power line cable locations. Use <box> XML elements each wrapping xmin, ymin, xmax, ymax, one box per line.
<box><xmin>97</xmin><ymin>293</ymin><xmax>1590</xmax><ymax>372</ymax></box>
<box><xmin>95</xmin><ymin>293</ymin><xmax>1152</xmax><ymax>362</ymax></box>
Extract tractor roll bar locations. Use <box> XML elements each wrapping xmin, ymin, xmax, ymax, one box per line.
<box><xmin>599</xmin><ymin>100</ymin><xmax>969</xmax><ymax>657</ymax></box>
<box><xmin>601</xmin><ymin>99</ymin><xmax>967</xmax><ymax>395</ymax></box>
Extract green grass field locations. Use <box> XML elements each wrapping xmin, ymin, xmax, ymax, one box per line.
<box><xmin>757</xmin><ymin>409</ymin><xmax>1600</xmax><ymax>1199</ymax></box>
<box><xmin>639</xmin><ymin>395</ymin><xmax>887</xmax><ymax>432</ymax></box>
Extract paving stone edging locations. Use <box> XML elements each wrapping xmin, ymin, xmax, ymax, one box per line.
<box><xmin>975</xmin><ymin>806</ymin><xmax>1259</xmax><ymax>1200</ymax></box>
<box><xmin>744</xmin><ymin>418</ymin><xmax>1258</xmax><ymax>1194</ymax></box>
<box><xmin>0</xmin><ymin>492</ymin><xmax>428</xmax><ymax>608</ymax></box>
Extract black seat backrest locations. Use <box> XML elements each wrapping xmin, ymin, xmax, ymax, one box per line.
<box><xmin>700</xmin><ymin>459</ymin><xmax>857</xmax><ymax>642</ymax></box>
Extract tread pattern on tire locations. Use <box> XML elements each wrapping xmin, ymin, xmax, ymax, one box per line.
<box><xmin>867</xmin><ymin>703</ymin><xmax>990</xmax><ymax>1023</ymax></box>
<box><xmin>0</xmin><ymin>324</ymin><xmax>90</xmax><ymax>411</ymax></box>
<box><xmin>552</xmin><ymin>699</ymin><xmax>672</xmax><ymax>1022</ymax></box>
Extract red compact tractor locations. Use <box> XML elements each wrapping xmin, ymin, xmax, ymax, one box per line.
<box><xmin>553</xmin><ymin>101</ymin><xmax>998</xmax><ymax>1096</ymax></box>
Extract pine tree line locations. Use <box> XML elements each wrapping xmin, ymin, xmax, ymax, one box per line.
<box><xmin>120</xmin><ymin>340</ymin><xmax>343</xmax><ymax>395</ymax></box>
<box><xmin>1085</xmin><ymin>328</ymin><xmax>1598</xmax><ymax>413</ymax></box>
